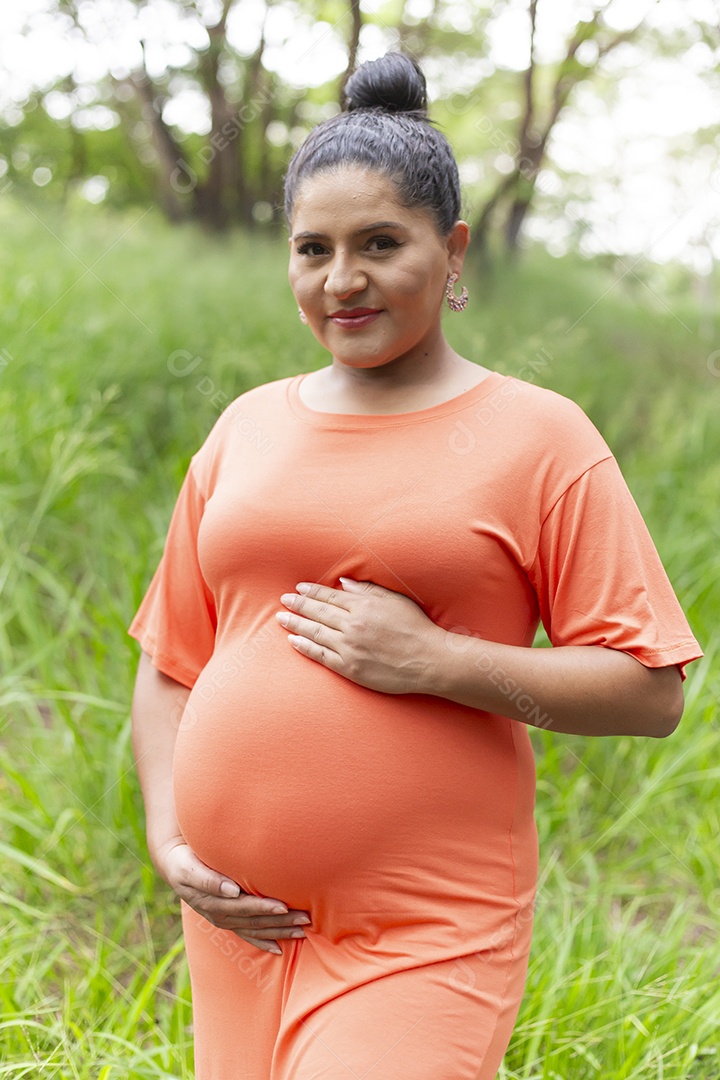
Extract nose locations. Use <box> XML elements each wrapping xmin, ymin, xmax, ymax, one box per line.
<box><xmin>324</xmin><ymin>253</ymin><xmax>367</xmax><ymax>299</ymax></box>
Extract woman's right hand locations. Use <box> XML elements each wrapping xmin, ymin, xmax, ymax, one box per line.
<box><xmin>155</xmin><ymin>840</ymin><xmax>312</xmax><ymax>955</ymax></box>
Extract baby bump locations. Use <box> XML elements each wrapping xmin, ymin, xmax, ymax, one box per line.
<box><xmin>172</xmin><ymin>635</ymin><xmax>520</xmax><ymax>908</ymax></box>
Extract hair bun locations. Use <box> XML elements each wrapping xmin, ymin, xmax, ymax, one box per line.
<box><xmin>343</xmin><ymin>52</ymin><xmax>427</xmax><ymax>115</ymax></box>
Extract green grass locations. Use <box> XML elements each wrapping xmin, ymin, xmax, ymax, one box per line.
<box><xmin>0</xmin><ymin>196</ymin><xmax>718</xmax><ymax>1078</ymax></box>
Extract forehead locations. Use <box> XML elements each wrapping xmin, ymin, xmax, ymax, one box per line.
<box><xmin>290</xmin><ymin>165</ymin><xmax>435</xmax><ymax>233</ymax></box>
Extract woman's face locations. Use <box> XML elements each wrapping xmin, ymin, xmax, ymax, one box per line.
<box><xmin>288</xmin><ymin>165</ymin><xmax>469</xmax><ymax>371</ymax></box>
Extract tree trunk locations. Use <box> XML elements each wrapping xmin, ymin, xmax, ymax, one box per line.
<box><xmin>237</xmin><ymin>15</ymin><xmax>272</xmax><ymax>226</ymax></box>
<box><xmin>127</xmin><ymin>62</ymin><xmax>189</xmax><ymax>222</ymax></box>
<box><xmin>194</xmin><ymin>1</ymin><xmax>240</xmax><ymax>230</ymax></box>
<box><xmin>471</xmin><ymin>5</ymin><xmax>645</xmax><ymax>262</ymax></box>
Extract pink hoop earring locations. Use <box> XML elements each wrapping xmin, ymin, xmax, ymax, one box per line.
<box><xmin>445</xmin><ymin>274</ymin><xmax>468</xmax><ymax>313</ymax></box>
<box><xmin>298</xmin><ymin>308</ymin><xmax>308</xmax><ymax>324</ymax></box>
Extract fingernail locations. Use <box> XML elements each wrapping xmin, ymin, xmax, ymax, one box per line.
<box><xmin>290</xmin><ymin>929</ymin><xmax>306</xmax><ymax>938</ymax></box>
<box><xmin>267</xmin><ymin>904</ymin><xmax>288</xmax><ymax>914</ymax></box>
<box><xmin>293</xmin><ymin>916</ymin><xmax>311</xmax><ymax>925</ymax></box>
<box><xmin>220</xmin><ymin>881</ymin><xmax>240</xmax><ymax>897</ymax></box>
<box><xmin>269</xmin><ymin>944</ymin><xmax>283</xmax><ymax>955</ymax></box>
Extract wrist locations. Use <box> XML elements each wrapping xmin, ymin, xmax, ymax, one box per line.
<box><xmin>147</xmin><ymin>831</ymin><xmax>186</xmax><ymax>881</ymax></box>
<box><xmin>421</xmin><ymin>627</ymin><xmax>501</xmax><ymax>710</ymax></box>
<box><xmin>419</xmin><ymin>626</ymin><xmax>459</xmax><ymax>698</ymax></box>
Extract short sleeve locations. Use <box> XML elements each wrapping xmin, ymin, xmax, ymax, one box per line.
<box><xmin>128</xmin><ymin>462</ymin><xmax>217</xmax><ymax>688</ymax></box>
<box><xmin>528</xmin><ymin>456</ymin><xmax>703</xmax><ymax>681</ymax></box>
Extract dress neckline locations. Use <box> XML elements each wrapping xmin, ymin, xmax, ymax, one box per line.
<box><xmin>287</xmin><ymin>369</ymin><xmax>507</xmax><ymax>429</ymax></box>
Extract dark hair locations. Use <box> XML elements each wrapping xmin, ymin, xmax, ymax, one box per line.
<box><xmin>283</xmin><ymin>52</ymin><xmax>462</xmax><ymax>236</ymax></box>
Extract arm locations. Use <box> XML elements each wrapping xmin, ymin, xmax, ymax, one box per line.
<box><xmin>130</xmin><ymin>650</ymin><xmax>312</xmax><ymax>953</ymax></box>
<box><xmin>422</xmin><ymin>634</ymin><xmax>685</xmax><ymax>738</ymax></box>
<box><xmin>275</xmin><ymin>581</ymin><xmax>686</xmax><ymax>738</ymax></box>
<box><xmin>130</xmin><ymin>649</ymin><xmax>193</xmax><ymax>873</ymax></box>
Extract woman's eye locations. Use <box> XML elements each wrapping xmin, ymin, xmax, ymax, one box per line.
<box><xmin>296</xmin><ymin>242</ymin><xmax>328</xmax><ymax>256</ymax></box>
<box><xmin>367</xmin><ymin>236</ymin><xmax>398</xmax><ymax>251</ymax></box>
<box><xmin>295</xmin><ymin>236</ymin><xmax>399</xmax><ymax>255</ymax></box>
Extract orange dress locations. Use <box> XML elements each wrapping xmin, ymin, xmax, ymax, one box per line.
<box><xmin>129</xmin><ymin>371</ymin><xmax>702</xmax><ymax>1079</ymax></box>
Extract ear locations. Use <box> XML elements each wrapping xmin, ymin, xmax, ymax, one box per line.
<box><xmin>446</xmin><ymin>220</ymin><xmax>471</xmax><ymax>280</ymax></box>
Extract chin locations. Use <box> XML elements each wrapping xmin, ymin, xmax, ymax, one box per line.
<box><xmin>336</xmin><ymin>357</ymin><xmax>395</xmax><ymax>369</ymax></box>
<box><xmin>331</xmin><ymin>343</ymin><xmax>417</xmax><ymax>370</ymax></box>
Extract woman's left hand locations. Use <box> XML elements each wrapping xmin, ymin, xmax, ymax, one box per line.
<box><xmin>275</xmin><ymin>578</ymin><xmax>446</xmax><ymax>695</ymax></box>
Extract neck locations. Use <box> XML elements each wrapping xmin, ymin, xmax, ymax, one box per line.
<box><xmin>327</xmin><ymin>333</ymin><xmax>466</xmax><ymax>402</ymax></box>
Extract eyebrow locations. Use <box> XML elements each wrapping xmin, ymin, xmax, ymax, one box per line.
<box><xmin>292</xmin><ymin>221</ymin><xmax>406</xmax><ymax>241</ymax></box>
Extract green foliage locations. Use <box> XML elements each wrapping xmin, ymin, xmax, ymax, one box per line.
<box><xmin>0</xmin><ymin>85</ymin><xmax>157</xmax><ymax>210</ymax></box>
<box><xmin>1</xmin><ymin>200</ymin><xmax>718</xmax><ymax>1076</ymax></box>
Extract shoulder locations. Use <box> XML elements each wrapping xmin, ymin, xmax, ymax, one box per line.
<box><xmin>469</xmin><ymin>375</ymin><xmax>617</xmax><ymax>516</ymax></box>
<box><xmin>216</xmin><ymin>374</ymin><xmax>295</xmax><ymax>430</ymax></box>
<box><xmin>491</xmin><ymin>374</ymin><xmax>613</xmax><ymax>466</ymax></box>
<box><xmin>188</xmin><ymin>374</ymin><xmax>295</xmax><ymax>491</ymax></box>
<box><xmin>498</xmin><ymin>375</ymin><xmax>607</xmax><ymax>439</ymax></box>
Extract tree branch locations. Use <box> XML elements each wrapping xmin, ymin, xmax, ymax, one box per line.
<box><xmin>518</xmin><ymin>0</ymin><xmax>538</xmax><ymax>149</ymax></box>
<box><xmin>339</xmin><ymin>0</ymin><xmax>363</xmax><ymax>100</ymax></box>
<box><xmin>125</xmin><ymin>43</ymin><xmax>189</xmax><ymax>220</ymax></box>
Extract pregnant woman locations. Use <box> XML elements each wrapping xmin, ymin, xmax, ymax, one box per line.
<box><xmin>129</xmin><ymin>51</ymin><xmax>702</xmax><ymax>1080</ymax></box>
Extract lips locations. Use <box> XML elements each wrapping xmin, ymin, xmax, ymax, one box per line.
<box><xmin>328</xmin><ymin>308</ymin><xmax>382</xmax><ymax>329</ymax></box>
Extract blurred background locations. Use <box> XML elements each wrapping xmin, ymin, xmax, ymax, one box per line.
<box><xmin>1</xmin><ymin>2</ymin><xmax>719</xmax><ymax>1077</ymax></box>
<box><xmin>2</xmin><ymin>0</ymin><xmax>720</xmax><ymax>264</ymax></box>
